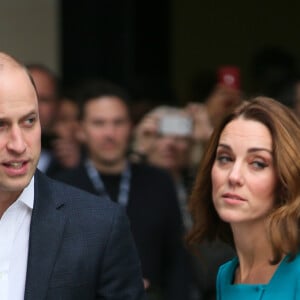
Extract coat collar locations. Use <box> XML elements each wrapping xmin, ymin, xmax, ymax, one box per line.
<box><xmin>24</xmin><ymin>170</ymin><xmax>66</xmax><ymax>300</ymax></box>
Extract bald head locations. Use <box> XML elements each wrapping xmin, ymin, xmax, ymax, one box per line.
<box><xmin>0</xmin><ymin>52</ymin><xmax>39</xmax><ymax>118</ymax></box>
<box><xmin>0</xmin><ymin>51</ymin><xmax>41</xmax><ymax>202</ymax></box>
<box><xmin>0</xmin><ymin>52</ymin><xmax>37</xmax><ymax>94</ymax></box>
<box><xmin>0</xmin><ymin>52</ymin><xmax>23</xmax><ymax>69</ymax></box>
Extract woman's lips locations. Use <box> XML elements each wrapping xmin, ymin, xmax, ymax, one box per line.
<box><xmin>222</xmin><ymin>192</ymin><xmax>246</xmax><ymax>204</ymax></box>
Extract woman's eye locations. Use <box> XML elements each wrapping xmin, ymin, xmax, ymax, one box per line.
<box><xmin>216</xmin><ymin>155</ymin><xmax>232</xmax><ymax>164</ymax></box>
<box><xmin>251</xmin><ymin>161</ymin><xmax>267</xmax><ymax>169</ymax></box>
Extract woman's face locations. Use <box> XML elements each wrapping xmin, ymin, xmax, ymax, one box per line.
<box><xmin>211</xmin><ymin>118</ymin><xmax>277</xmax><ymax>225</ymax></box>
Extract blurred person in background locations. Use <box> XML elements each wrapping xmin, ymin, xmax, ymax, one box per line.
<box><xmin>132</xmin><ymin>106</ymin><xmax>234</xmax><ymax>300</ymax></box>
<box><xmin>27</xmin><ymin>64</ymin><xmax>59</xmax><ymax>134</ymax></box>
<box><xmin>51</xmin><ymin>93</ymin><xmax>82</xmax><ymax>169</ymax></box>
<box><xmin>132</xmin><ymin>106</ymin><xmax>194</xmax><ymax>229</ymax></box>
<box><xmin>27</xmin><ymin>65</ymin><xmax>81</xmax><ymax>175</ymax></box>
<box><xmin>53</xmin><ymin>79</ymin><xmax>192</xmax><ymax>300</ymax></box>
<box><xmin>185</xmin><ymin>66</ymin><xmax>242</xmax><ymax>171</ymax></box>
<box><xmin>251</xmin><ymin>46</ymin><xmax>298</xmax><ymax>100</ymax></box>
<box><xmin>128</xmin><ymin>75</ymin><xmax>179</xmax><ymax>126</ymax></box>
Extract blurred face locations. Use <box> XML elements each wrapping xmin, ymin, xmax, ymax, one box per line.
<box><xmin>0</xmin><ymin>66</ymin><xmax>41</xmax><ymax>200</ymax></box>
<box><xmin>81</xmin><ymin>96</ymin><xmax>131</xmax><ymax>168</ymax></box>
<box><xmin>148</xmin><ymin>134</ymin><xmax>192</xmax><ymax>175</ymax></box>
<box><xmin>211</xmin><ymin>118</ymin><xmax>276</xmax><ymax>225</ymax></box>
<box><xmin>54</xmin><ymin>99</ymin><xmax>79</xmax><ymax>139</ymax></box>
<box><xmin>29</xmin><ymin>69</ymin><xmax>58</xmax><ymax>132</ymax></box>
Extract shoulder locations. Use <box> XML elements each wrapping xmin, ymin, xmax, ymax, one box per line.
<box><xmin>51</xmin><ymin>164</ymin><xmax>86</xmax><ymax>181</ymax></box>
<box><xmin>35</xmin><ymin>170</ymin><xmax>120</xmax><ymax>215</ymax></box>
<box><xmin>278</xmin><ymin>253</ymin><xmax>300</xmax><ymax>277</ymax></box>
<box><xmin>131</xmin><ymin>162</ymin><xmax>174</xmax><ymax>183</ymax></box>
<box><xmin>217</xmin><ymin>257</ymin><xmax>238</xmax><ymax>284</ymax></box>
<box><xmin>130</xmin><ymin>163</ymin><xmax>177</xmax><ymax>201</ymax></box>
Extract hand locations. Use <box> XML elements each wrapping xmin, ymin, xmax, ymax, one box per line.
<box><xmin>185</xmin><ymin>103</ymin><xmax>213</xmax><ymax>142</ymax></box>
<box><xmin>206</xmin><ymin>84</ymin><xmax>241</xmax><ymax>126</ymax></box>
<box><xmin>143</xmin><ymin>278</ymin><xmax>150</xmax><ymax>290</ymax></box>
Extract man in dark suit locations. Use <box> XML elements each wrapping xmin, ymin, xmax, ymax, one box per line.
<box><xmin>0</xmin><ymin>52</ymin><xmax>145</xmax><ymax>299</ymax></box>
<box><xmin>53</xmin><ymin>79</ymin><xmax>192</xmax><ymax>300</ymax></box>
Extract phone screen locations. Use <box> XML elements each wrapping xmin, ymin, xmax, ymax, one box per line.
<box><xmin>159</xmin><ymin>115</ymin><xmax>193</xmax><ymax>136</ymax></box>
<box><xmin>217</xmin><ymin>66</ymin><xmax>240</xmax><ymax>90</ymax></box>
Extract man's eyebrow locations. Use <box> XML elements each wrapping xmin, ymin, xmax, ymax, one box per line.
<box><xmin>0</xmin><ymin>110</ymin><xmax>38</xmax><ymax>121</ymax></box>
<box><xmin>20</xmin><ymin>110</ymin><xmax>38</xmax><ymax>120</ymax></box>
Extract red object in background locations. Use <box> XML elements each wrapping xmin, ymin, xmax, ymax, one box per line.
<box><xmin>217</xmin><ymin>66</ymin><xmax>241</xmax><ymax>90</ymax></box>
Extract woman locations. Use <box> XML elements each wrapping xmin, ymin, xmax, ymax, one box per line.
<box><xmin>187</xmin><ymin>97</ymin><xmax>300</xmax><ymax>299</ymax></box>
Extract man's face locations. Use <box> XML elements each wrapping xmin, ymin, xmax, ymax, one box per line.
<box><xmin>0</xmin><ymin>66</ymin><xmax>41</xmax><ymax>199</ymax></box>
<box><xmin>29</xmin><ymin>69</ymin><xmax>57</xmax><ymax>132</ymax></box>
<box><xmin>81</xmin><ymin>96</ymin><xmax>131</xmax><ymax>168</ymax></box>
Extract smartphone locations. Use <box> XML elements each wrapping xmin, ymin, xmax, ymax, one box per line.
<box><xmin>159</xmin><ymin>115</ymin><xmax>193</xmax><ymax>136</ymax></box>
<box><xmin>217</xmin><ymin>66</ymin><xmax>240</xmax><ymax>90</ymax></box>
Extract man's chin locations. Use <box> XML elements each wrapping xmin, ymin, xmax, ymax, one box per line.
<box><xmin>1</xmin><ymin>173</ymin><xmax>33</xmax><ymax>193</ymax></box>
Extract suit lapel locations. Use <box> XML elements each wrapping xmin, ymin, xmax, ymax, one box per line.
<box><xmin>24</xmin><ymin>171</ymin><xmax>66</xmax><ymax>300</ymax></box>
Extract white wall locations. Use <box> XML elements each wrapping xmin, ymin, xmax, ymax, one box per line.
<box><xmin>0</xmin><ymin>0</ymin><xmax>60</xmax><ymax>74</ymax></box>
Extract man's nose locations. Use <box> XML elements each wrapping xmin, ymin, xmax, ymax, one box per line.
<box><xmin>7</xmin><ymin>126</ymin><xmax>26</xmax><ymax>153</ymax></box>
<box><xmin>103</xmin><ymin>124</ymin><xmax>116</xmax><ymax>136</ymax></box>
<box><xmin>163</xmin><ymin>136</ymin><xmax>177</xmax><ymax>146</ymax></box>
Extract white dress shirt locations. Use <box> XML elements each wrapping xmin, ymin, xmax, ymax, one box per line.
<box><xmin>0</xmin><ymin>177</ymin><xmax>34</xmax><ymax>300</ymax></box>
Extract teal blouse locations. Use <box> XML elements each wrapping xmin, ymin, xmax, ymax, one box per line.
<box><xmin>217</xmin><ymin>253</ymin><xmax>300</xmax><ymax>299</ymax></box>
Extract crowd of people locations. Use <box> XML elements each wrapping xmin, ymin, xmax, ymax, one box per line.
<box><xmin>2</xmin><ymin>46</ymin><xmax>300</xmax><ymax>300</ymax></box>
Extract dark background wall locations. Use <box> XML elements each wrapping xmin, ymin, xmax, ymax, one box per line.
<box><xmin>171</xmin><ymin>1</ymin><xmax>300</xmax><ymax>102</ymax></box>
<box><xmin>61</xmin><ymin>0</ymin><xmax>170</xmax><ymax>91</ymax></box>
<box><xmin>61</xmin><ymin>0</ymin><xmax>300</xmax><ymax>104</ymax></box>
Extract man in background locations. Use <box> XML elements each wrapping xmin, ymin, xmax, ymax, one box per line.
<box><xmin>27</xmin><ymin>64</ymin><xmax>81</xmax><ymax>174</ymax></box>
<box><xmin>54</xmin><ymin>79</ymin><xmax>192</xmax><ymax>300</ymax></box>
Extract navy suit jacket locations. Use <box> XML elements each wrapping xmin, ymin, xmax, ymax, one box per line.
<box><xmin>24</xmin><ymin>170</ymin><xmax>146</xmax><ymax>300</ymax></box>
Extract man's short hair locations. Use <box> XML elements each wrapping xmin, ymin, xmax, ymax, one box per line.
<box><xmin>76</xmin><ymin>78</ymin><xmax>131</xmax><ymax>120</ymax></box>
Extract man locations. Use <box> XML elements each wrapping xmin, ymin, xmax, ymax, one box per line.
<box><xmin>27</xmin><ymin>64</ymin><xmax>80</xmax><ymax>175</ymax></box>
<box><xmin>0</xmin><ymin>52</ymin><xmax>145</xmax><ymax>300</ymax></box>
<box><xmin>26</xmin><ymin>64</ymin><xmax>59</xmax><ymax>134</ymax></box>
<box><xmin>54</xmin><ymin>79</ymin><xmax>192</xmax><ymax>300</ymax></box>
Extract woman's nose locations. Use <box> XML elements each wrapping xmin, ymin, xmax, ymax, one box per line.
<box><xmin>228</xmin><ymin>162</ymin><xmax>244</xmax><ymax>186</ymax></box>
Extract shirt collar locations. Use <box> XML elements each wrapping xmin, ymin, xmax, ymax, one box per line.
<box><xmin>17</xmin><ymin>176</ymin><xmax>34</xmax><ymax>210</ymax></box>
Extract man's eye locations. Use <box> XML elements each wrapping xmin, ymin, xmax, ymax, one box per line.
<box><xmin>24</xmin><ymin>117</ymin><xmax>36</xmax><ymax>126</ymax></box>
<box><xmin>0</xmin><ymin>121</ymin><xmax>8</xmax><ymax>130</ymax></box>
<box><xmin>91</xmin><ymin>120</ymin><xmax>105</xmax><ymax>126</ymax></box>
